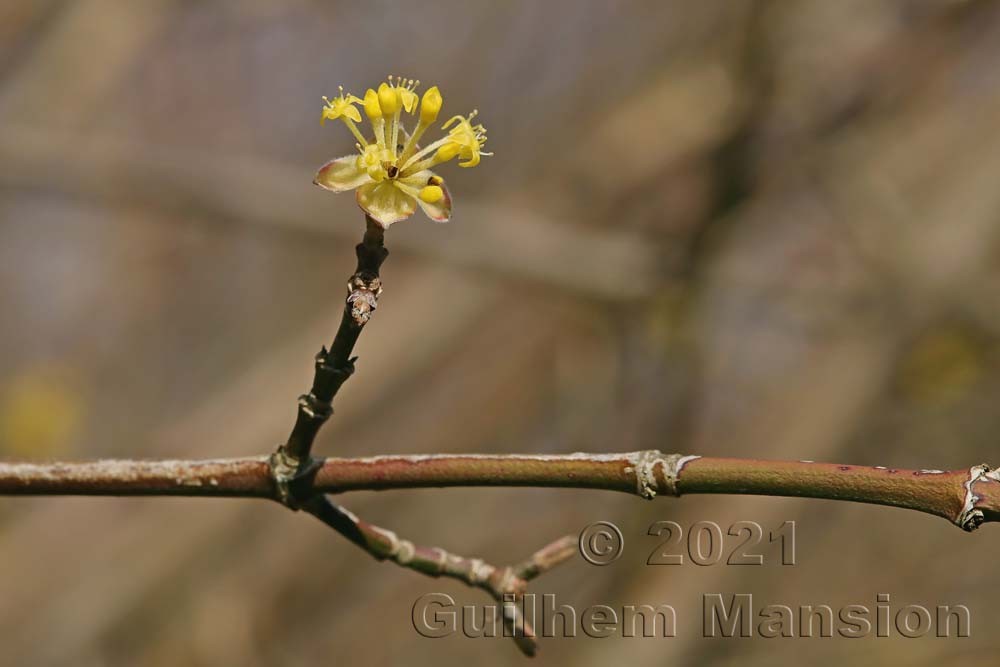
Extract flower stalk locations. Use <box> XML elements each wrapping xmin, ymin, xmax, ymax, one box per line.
<box><xmin>274</xmin><ymin>216</ymin><xmax>388</xmax><ymax>486</ymax></box>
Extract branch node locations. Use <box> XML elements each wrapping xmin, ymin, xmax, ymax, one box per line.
<box><xmin>958</xmin><ymin>463</ymin><xmax>999</xmax><ymax>531</ymax></box>
<box><xmin>391</xmin><ymin>535</ymin><xmax>417</xmax><ymax>565</ymax></box>
<box><xmin>297</xmin><ymin>393</ymin><xmax>333</xmax><ymax>421</ymax></box>
<box><xmin>491</xmin><ymin>566</ymin><xmax>523</xmax><ymax>596</ymax></box>
<box><xmin>467</xmin><ymin>558</ymin><xmax>494</xmax><ymax>585</ymax></box>
<box><xmin>268</xmin><ymin>447</ymin><xmax>323</xmax><ymax>510</ymax></box>
<box><xmin>316</xmin><ymin>348</ymin><xmax>355</xmax><ymax>378</ymax></box>
<box><xmin>628</xmin><ymin>450</ymin><xmax>698</xmax><ymax>498</ymax></box>
<box><xmin>347</xmin><ymin>275</ymin><xmax>382</xmax><ymax>326</ymax></box>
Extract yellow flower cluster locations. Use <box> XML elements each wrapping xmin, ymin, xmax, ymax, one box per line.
<box><xmin>315</xmin><ymin>76</ymin><xmax>491</xmax><ymax>227</ymax></box>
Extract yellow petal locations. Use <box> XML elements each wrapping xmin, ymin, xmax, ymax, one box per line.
<box><xmin>314</xmin><ymin>154</ymin><xmax>372</xmax><ymax>192</ymax></box>
<box><xmin>441</xmin><ymin>114</ymin><xmax>463</xmax><ymax>130</ymax></box>
<box><xmin>458</xmin><ymin>151</ymin><xmax>481</xmax><ymax>168</ymax></box>
<box><xmin>345</xmin><ymin>106</ymin><xmax>362</xmax><ymax>123</ymax></box>
<box><xmin>356</xmin><ymin>181</ymin><xmax>417</xmax><ymax>227</ymax></box>
<box><xmin>400</xmin><ymin>88</ymin><xmax>418</xmax><ymax>113</ymax></box>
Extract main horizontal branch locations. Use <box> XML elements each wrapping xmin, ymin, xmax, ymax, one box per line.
<box><xmin>2</xmin><ymin>452</ymin><xmax>999</xmax><ymax>531</ymax></box>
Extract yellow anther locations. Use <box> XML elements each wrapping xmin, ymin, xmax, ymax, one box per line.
<box><xmin>363</xmin><ymin>89</ymin><xmax>382</xmax><ymax>120</ymax></box>
<box><xmin>420</xmin><ymin>86</ymin><xmax>443</xmax><ymax>124</ymax></box>
<box><xmin>419</xmin><ymin>185</ymin><xmax>444</xmax><ymax>203</ymax></box>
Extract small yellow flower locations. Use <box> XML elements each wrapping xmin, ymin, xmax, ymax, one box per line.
<box><xmin>320</xmin><ymin>87</ymin><xmax>362</xmax><ymax>125</ymax></box>
<box><xmin>441</xmin><ymin>110</ymin><xmax>489</xmax><ymax>168</ymax></box>
<box><xmin>314</xmin><ymin>75</ymin><xmax>492</xmax><ymax>227</ymax></box>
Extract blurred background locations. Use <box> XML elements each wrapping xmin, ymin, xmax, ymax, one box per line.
<box><xmin>2</xmin><ymin>0</ymin><xmax>1000</xmax><ymax>664</ymax></box>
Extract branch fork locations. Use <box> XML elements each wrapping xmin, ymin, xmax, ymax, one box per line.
<box><xmin>300</xmin><ymin>494</ymin><xmax>576</xmax><ymax>655</ymax></box>
<box><xmin>263</xmin><ymin>216</ymin><xmax>581</xmax><ymax>654</ymax></box>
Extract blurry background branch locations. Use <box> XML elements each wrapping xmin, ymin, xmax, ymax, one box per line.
<box><xmin>0</xmin><ymin>126</ymin><xmax>661</xmax><ymax>300</ymax></box>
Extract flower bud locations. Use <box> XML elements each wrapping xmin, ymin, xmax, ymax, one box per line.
<box><xmin>363</xmin><ymin>89</ymin><xmax>382</xmax><ymax>120</ymax></box>
<box><xmin>419</xmin><ymin>86</ymin><xmax>443</xmax><ymax>124</ymax></box>
<box><xmin>378</xmin><ymin>82</ymin><xmax>399</xmax><ymax>116</ymax></box>
<box><xmin>435</xmin><ymin>142</ymin><xmax>461</xmax><ymax>163</ymax></box>
<box><xmin>419</xmin><ymin>185</ymin><xmax>444</xmax><ymax>203</ymax></box>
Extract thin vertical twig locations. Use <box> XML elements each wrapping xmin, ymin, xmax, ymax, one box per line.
<box><xmin>272</xmin><ymin>216</ymin><xmax>388</xmax><ymax>503</ymax></box>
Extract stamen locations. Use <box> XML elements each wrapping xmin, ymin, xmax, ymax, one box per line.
<box><xmin>363</xmin><ymin>88</ymin><xmax>385</xmax><ymax>152</ymax></box>
<box><xmin>405</xmin><ymin>141</ymin><xmax>461</xmax><ymax>175</ymax></box>
<box><xmin>343</xmin><ymin>118</ymin><xmax>368</xmax><ymax>148</ymax></box>
<box><xmin>399</xmin><ymin>125</ymin><xmax>426</xmax><ymax>164</ymax></box>
<box><xmin>399</xmin><ymin>85</ymin><xmax>442</xmax><ymax>163</ymax></box>
<box><xmin>392</xmin><ymin>181</ymin><xmax>422</xmax><ymax>200</ymax></box>
<box><xmin>398</xmin><ymin>135</ymin><xmax>454</xmax><ymax>174</ymax></box>
<box><xmin>390</xmin><ymin>107</ymin><xmax>402</xmax><ymax>164</ymax></box>
<box><xmin>377</xmin><ymin>82</ymin><xmax>400</xmax><ymax>158</ymax></box>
